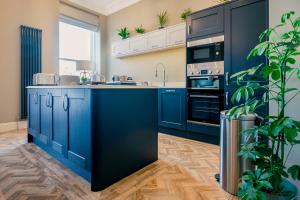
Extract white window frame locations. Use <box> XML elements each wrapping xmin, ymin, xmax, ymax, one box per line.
<box><xmin>59</xmin><ymin>15</ymin><xmax>100</xmax><ymax>75</ymax></box>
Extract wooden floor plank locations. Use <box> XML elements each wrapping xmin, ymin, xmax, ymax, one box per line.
<box><xmin>0</xmin><ymin>130</ymin><xmax>236</xmax><ymax>200</ymax></box>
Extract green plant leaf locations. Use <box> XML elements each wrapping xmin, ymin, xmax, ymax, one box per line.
<box><xmin>290</xmin><ymin>51</ymin><xmax>300</xmax><ymax>56</ymax></box>
<box><xmin>118</xmin><ymin>27</ymin><xmax>130</xmax><ymax>39</ymax></box>
<box><xmin>288</xmin><ymin>165</ymin><xmax>300</xmax><ymax>180</ymax></box>
<box><xmin>285</xmin><ymin>128</ymin><xmax>298</xmax><ymax>143</ymax></box>
<box><xmin>271</xmin><ymin>70</ymin><xmax>280</xmax><ymax>80</ymax></box>
<box><xmin>231</xmin><ymin>88</ymin><xmax>242</xmax><ymax>103</ymax></box>
<box><xmin>256</xmin><ymin>42</ymin><xmax>269</xmax><ymax>56</ymax></box>
<box><xmin>281</xmin><ymin>32</ymin><xmax>291</xmax><ymax>39</ymax></box>
<box><xmin>293</xmin><ymin>17</ymin><xmax>300</xmax><ymax>28</ymax></box>
<box><xmin>282</xmin><ymin>117</ymin><xmax>295</xmax><ymax>128</ymax></box>
<box><xmin>297</xmin><ymin>69</ymin><xmax>300</xmax><ymax>79</ymax></box>
<box><xmin>258</xmin><ymin>181</ymin><xmax>273</xmax><ymax>190</ymax></box>
<box><xmin>281</xmin><ymin>11</ymin><xmax>295</xmax><ymax>23</ymax></box>
<box><xmin>259</xmin><ymin>28</ymin><xmax>272</xmax><ymax>42</ymax></box>
<box><xmin>286</xmin><ymin>57</ymin><xmax>296</xmax><ymax>64</ymax></box>
<box><xmin>181</xmin><ymin>8</ymin><xmax>192</xmax><ymax>20</ymax></box>
<box><xmin>158</xmin><ymin>10</ymin><xmax>167</xmax><ymax>27</ymax></box>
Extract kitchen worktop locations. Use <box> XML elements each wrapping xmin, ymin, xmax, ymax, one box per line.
<box><xmin>27</xmin><ymin>85</ymin><xmax>158</xmax><ymax>89</ymax></box>
<box><xmin>151</xmin><ymin>82</ymin><xmax>186</xmax><ymax>88</ymax></box>
<box><xmin>27</xmin><ymin>82</ymin><xmax>186</xmax><ymax>89</ymax></box>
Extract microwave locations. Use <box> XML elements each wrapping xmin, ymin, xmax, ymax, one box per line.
<box><xmin>187</xmin><ymin>35</ymin><xmax>224</xmax><ymax>64</ymax></box>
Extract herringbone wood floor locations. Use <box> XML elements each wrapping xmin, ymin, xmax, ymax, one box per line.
<box><xmin>0</xmin><ymin>130</ymin><xmax>236</xmax><ymax>200</ymax></box>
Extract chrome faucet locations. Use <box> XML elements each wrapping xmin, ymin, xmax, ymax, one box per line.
<box><xmin>155</xmin><ymin>63</ymin><xmax>166</xmax><ymax>86</ymax></box>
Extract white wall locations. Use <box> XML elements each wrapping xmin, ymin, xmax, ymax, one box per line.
<box><xmin>269</xmin><ymin>0</ymin><xmax>300</xmax><ymax>192</ymax></box>
<box><xmin>0</xmin><ymin>0</ymin><xmax>60</xmax><ymax>123</ymax></box>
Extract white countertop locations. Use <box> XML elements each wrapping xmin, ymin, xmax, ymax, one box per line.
<box><xmin>27</xmin><ymin>85</ymin><xmax>158</xmax><ymax>89</ymax></box>
<box><xmin>151</xmin><ymin>82</ymin><xmax>186</xmax><ymax>88</ymax></box>
<box><xmin>27</xmin><ymin>82</ymin><xmax>186</xmax><ymax>89</ymax></box>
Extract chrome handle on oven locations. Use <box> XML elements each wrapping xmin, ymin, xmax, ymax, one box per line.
<box><xmin>225</xmin><ymin>92</ymin><xmax>229</xmax><ymax>106</ymax></box>
<box><xmin>225</xmin><ymin>72</ymin><xmax>230</xmax><ymax>86</ymax></box>
<box><xmin>188</xmin><ymin>76</ymin><xmax>212</xmax><ymax>80</ymax></box>
<box><xmin>187</xmin><ymin>120</ymin><xmax>220</xmax><ymax>127</ymax></box>
<box><xmin>190</xmin><ymin>95</ymin><xmax>219</xmax><ymax>99</ymax></box>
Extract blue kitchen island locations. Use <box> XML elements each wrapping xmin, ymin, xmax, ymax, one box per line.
<box><xmin>27</xmin><ymin>85</ymin><xmax>158</xmax><ymax>191</ymax></box>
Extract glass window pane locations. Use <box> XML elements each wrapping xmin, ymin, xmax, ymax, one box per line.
<box><xmin>59</xmin><ymin>21</ymin><xmax>91</xmax><ymax>60</ymax></box>
<box><xmin>59</xmin><ymin>60</ymin><xmax>78</xmax><ymax>75</ymax></box>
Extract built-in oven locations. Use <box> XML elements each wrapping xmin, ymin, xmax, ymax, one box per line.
<box><xmin>187</xmin><ymin>61</ymin><xmax>224</xmax><ymax>90</ymax></box>
<box><xmin>186</xmin><ymin>35</ymin><xmax>225</xmax><ymax>128</ymax></box>
<box><xmin>187</xmin><ymin>35</ymin><xmax>224</xmax><ymax>65</ymax></box>
<box><xmin>188</xmin><ymin>92</ymin><xmax>224</xmax><ymax>126</ymax></box>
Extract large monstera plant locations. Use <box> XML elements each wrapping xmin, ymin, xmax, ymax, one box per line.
<box><xmin>226</xmin><ymin>11</ymin><xmax>300</xmax><ymax>199</ymax></box>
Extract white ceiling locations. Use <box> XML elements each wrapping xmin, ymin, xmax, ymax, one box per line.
<box><xmin>68</xmin><ymin>0</ymin><xmax>141</xmax><ymax>15</ymax></box>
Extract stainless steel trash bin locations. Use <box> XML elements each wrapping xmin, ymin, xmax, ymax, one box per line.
<box><xmin>220</xmin><ymin>111</ymin><xmax>256</xmax><ymax>195</ymax></box>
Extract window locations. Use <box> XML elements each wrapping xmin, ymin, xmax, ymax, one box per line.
<box><xmin>59</xmin><ymin>17</ymin><xmax>100</xmax><ymax>75</ymax></box>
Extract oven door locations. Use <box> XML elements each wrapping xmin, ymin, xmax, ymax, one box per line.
<box><xmin>187</xmin><ymin>42</ymin><xmax>224</xmax><ymax>64</ymax></box>
<box><xmin>187</xmin><ymin>76</ymin><xmax>220</xmax><ymax>90</ymax></box>
<box><xmin>188</xmin><ymin>93</ymin><xmax>222</xmax><ymax>125</ymax></box>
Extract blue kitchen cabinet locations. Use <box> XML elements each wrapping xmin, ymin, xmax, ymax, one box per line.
<box><xmin>28</xmin><ymin>87</ymin><xmax>158</xmax><ymax>191</ymax></box>
<box><xmin>48</xmin><ymin>89</ymin><xmax>68</xmax><ymax>158</ymax></box>
<box><xmin>65</xmin><ymin>89</ymin><xmax>91</xmax><ymax>171</ymax></box>
<box><xmin>28</xmin><ymin>88</ymin><xmax>91</xmax><ymax>173</ymax></box>
<box><xmin>28</xmin><ymin>88</ymin><xmax>51</xmax><ymax>144</ymax></box>
<box><xmin>224</xmin><ymin>0</ymin><xmax>268</xmax><ymax>115</ymax></box>
<box><xmin>48</xmin><ymin>89</ymin><xmax>91</xmax><ymax>171</ymax></box>
<box><xmin>158</xmin><ymin>88</ymin><xmax>187</xmax><ymax>131</ymax></box>
<box><xmin>39</xmin><ymin>90</ymin><xmax>51</xmax><ymax>145</ymax></box>
<box><xmin>187</xmin><ymin>5</ymin><xmax>224</xmax><ymax>40</ymax></box>
<box><xmin>27</xmin><ymin>89</ymin><xmax>39</xmax><ymax>137</ymax></box>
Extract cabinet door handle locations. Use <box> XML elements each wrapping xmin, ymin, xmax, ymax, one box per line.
<box><xmin>63</xmin><ymin>94</ymin><xmax>68</xmax><ymax>111</ymax></box>
<box><xmin>48</xmin><ymin>93</ymin><xmax>53</xmax><ymax>108</ymax></box>
<box><xmin>225</xmin><ymin>72</ymin><xmax>230</xmax><ymax>86</ymax></box>
<box><xmin>188</xmin><ymin>25</ymin><xmax>191</xmax><ymax>35</ymax></box>
<box><xmin>34</xmin><ymin>92</ymin><xmax>38</xmax><ymax>104</ymax></box>
<box><xmin>46</xmin><ymin>93</ymin><xmax>49</xmax><ymax>107</ymax></box>
<box><xmin>225</xmin><ymin>92</ymin><xmax>229</xmax><ymax>106</ymax></box>
<box><xmin>190</xmin><ymin>94</ymin><xmax>218</xmax><ymax>99</ymax></box>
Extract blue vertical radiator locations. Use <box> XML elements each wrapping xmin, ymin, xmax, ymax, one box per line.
<box><xmin>20</xmin><ymin>26</ymin><xmax>42</xmax><ymax>119</ymax></box>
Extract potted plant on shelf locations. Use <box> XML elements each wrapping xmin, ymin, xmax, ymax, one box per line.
<box><xmin>135</xmin><ymin>25</ymin><xmax>145</xmax><ymax>34</ymax></box>
<box><xmin>226</xmin><ymin>11</ymin><xmax>300</xmax><ymax>200</ymax></box>
<box><xmin>118</xmin><ymin>27</ymin><xmax>130</xmax><ymax>39</ymax></box>
<box><xmin>157</xmin><ymin>10</ymin><xmax>167</xmax><ymax>29</ymax></box>
<box><xmin>181</xmin><ymin>8</ymin><xmax>192</xmax><ymax>21</ymax></box>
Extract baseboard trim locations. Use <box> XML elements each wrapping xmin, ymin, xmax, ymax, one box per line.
<box><xmin>0</xmin><ymin>121</ymin><xmax>27</xmax><ymax>133</ymax></box>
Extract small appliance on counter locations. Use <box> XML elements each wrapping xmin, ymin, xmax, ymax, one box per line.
<box><xmin>33</xmin><ymin>73</ymin><xmax>80</xmax><ymax>86</ymax></box>
<box><xmin>108</xmin><ymin>75</ymin><xmax>136</xmax><ymax>85</ymax></box>
<box><xmin>58</xmin><ymin>75</ymin><xmax>80</xmax><ymax>85</ymax></box>
<box><xmin>91</xmin><ymin>72</ymin><xmax>106</xmax><ymax>85</ymax></box>
<box><xmin>33</xmin><ymin>73</ymin><xmax>58</xmax><ymax>85</ymax></box>
<box><xmin>105</xmin><ymin>81</ymin><xmax>137</xmax><ymax>86</ymax></box>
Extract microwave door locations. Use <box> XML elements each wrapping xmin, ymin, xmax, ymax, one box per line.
<box><xmin>187</xmin><ymin>44</ymin><xmax>215</xmax><ymax>64</ymax></box>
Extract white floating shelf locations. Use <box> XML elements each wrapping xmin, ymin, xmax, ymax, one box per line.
<box><xmin>112</xmin><ymin>23</ymin><xmax>186</xmax><ymax>58</ymax></box>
